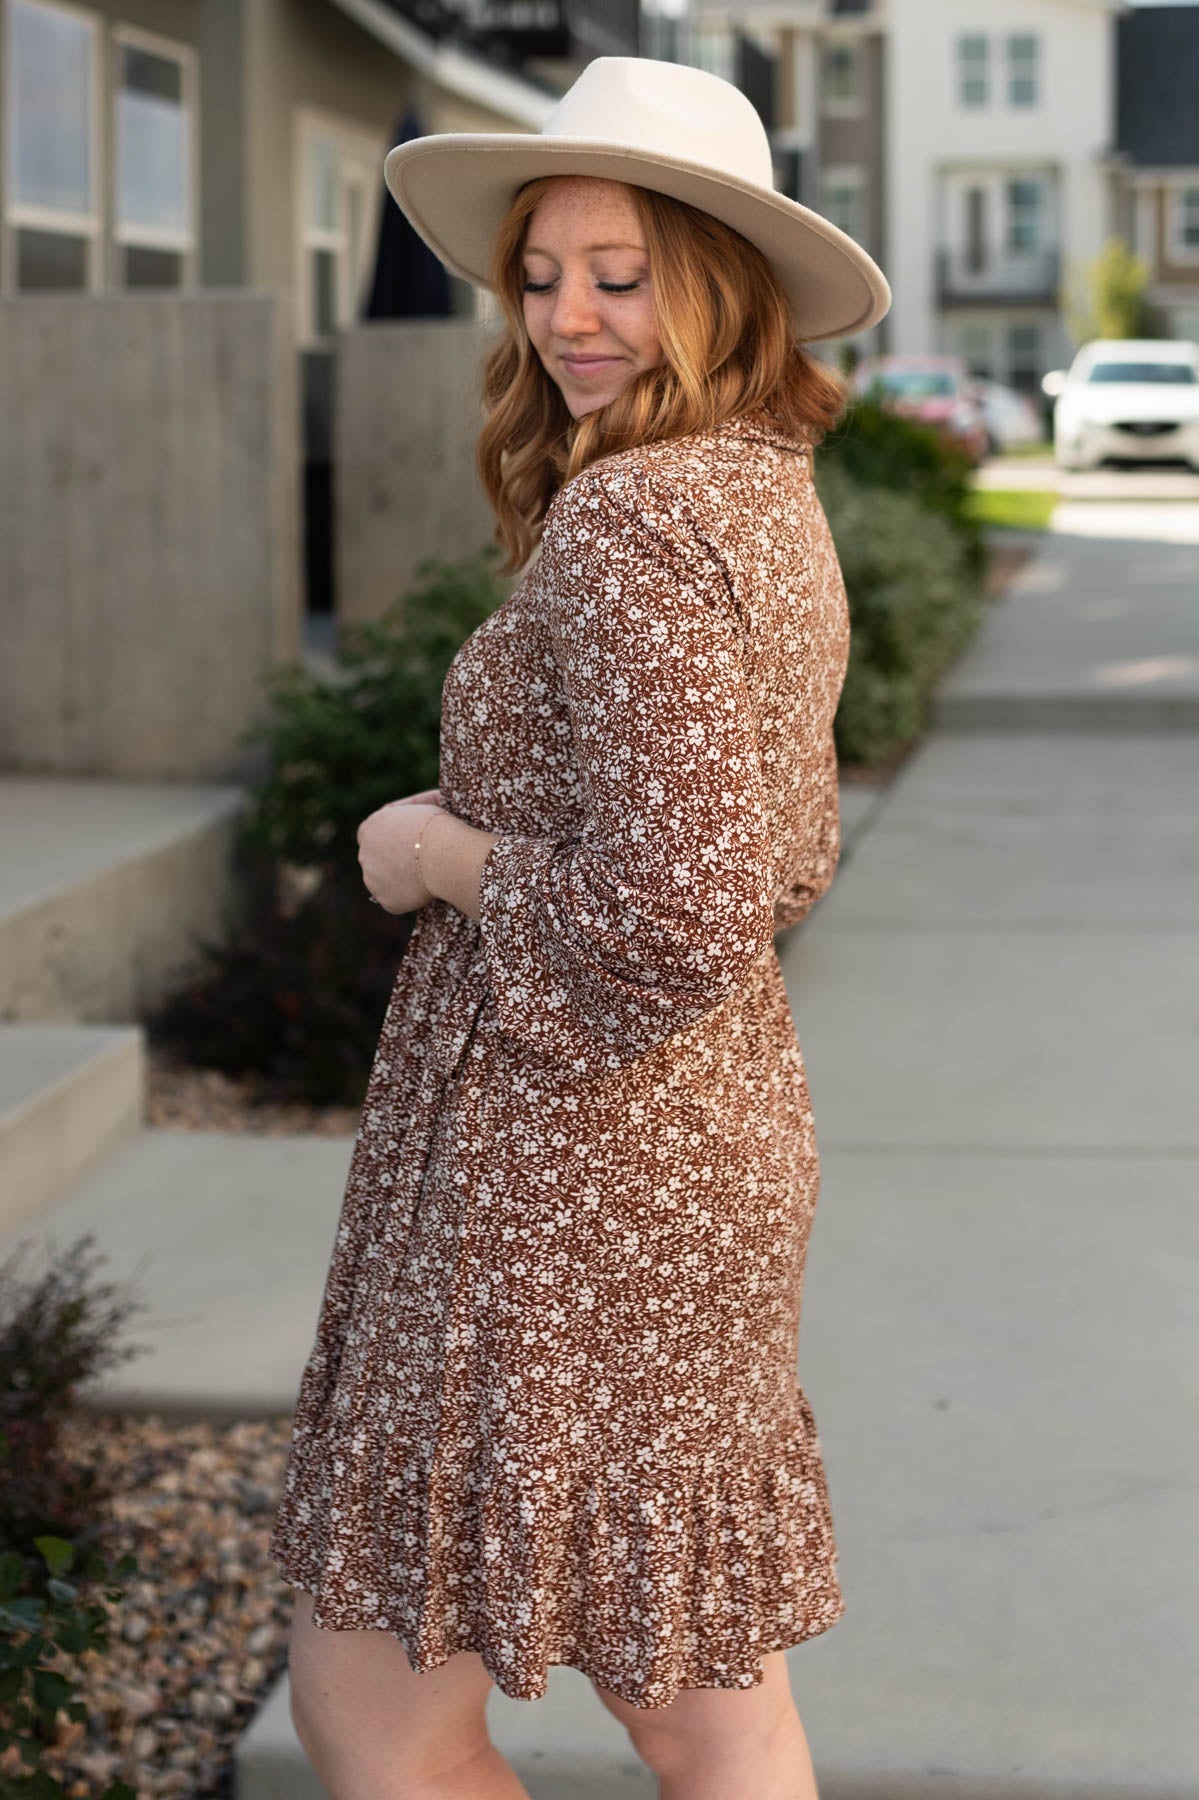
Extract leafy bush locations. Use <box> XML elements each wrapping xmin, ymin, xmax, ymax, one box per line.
<box><xmin>819</xmin><ymin>395</ymin><xmax>989</xmax><ymax>581</ymax></box>
<box><xmin>239</xmin><ymin>545</ymin><xmax>511</xmax><ymax>874</ymax></box>
<box><xmin>814</xmin><ymin>457</ymin><xmax>986</xmax><ymax>768</ymax></box>
<box><xmin>147</xmin><ymin>850</ymin><xmax>410</xmax><ymax>1107</ymax></box>
<box><xmin>0</xmin><ymin>1535</ymin><xmax>137</xmax><ymax>1800</ymax></box>
<box><xmin>146</xmin><ymin>546</ymin><xmax>512</xmax><ymax>1107</ymax></box>
<box><xmin>0</xmin><ymin>1236</ymin><xmax>148</xmax><ymax>1557</ymax></box>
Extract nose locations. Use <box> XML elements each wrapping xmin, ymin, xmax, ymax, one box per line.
<box><xmin>548</xmin><ymin>272</ymin><xmax>602</xmax><ymax>340</ymax></box>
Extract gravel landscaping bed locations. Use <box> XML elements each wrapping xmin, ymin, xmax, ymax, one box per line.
<box><xmin>21</xmin><ymin>1412</ymin><xmax>296</xmax><ymax>1800</ymax></box>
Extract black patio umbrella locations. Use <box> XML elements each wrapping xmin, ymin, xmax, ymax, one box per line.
<box><xmin>364</xmin><ymin>104</ymin><xmax>453</xmax><ymax>319</ymax></box>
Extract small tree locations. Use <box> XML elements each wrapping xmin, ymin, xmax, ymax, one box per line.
<box><xmin>1061</xmin><ymin>235</ymin><xmax>1157</xmax><ymax>346</ymax></box>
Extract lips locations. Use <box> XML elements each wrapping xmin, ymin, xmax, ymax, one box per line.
<box><xmin>562</xmin><ymin>355</ymin><xmax>621</xmax><ymax>373</ymax></box>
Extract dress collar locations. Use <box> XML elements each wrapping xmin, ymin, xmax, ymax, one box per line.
<box><xmin>717</xmin><ymin>406</ymin><xmax>814</xmax><ymax>454</ymax></box>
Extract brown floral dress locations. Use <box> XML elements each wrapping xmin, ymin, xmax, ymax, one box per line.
<box><xmin>268</xmin><ymin>403</ymin><xmax>852</xmax><ymax>1709</ymax></box>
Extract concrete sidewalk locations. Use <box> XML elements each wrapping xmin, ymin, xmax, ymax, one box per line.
<box><xmin>770</xmin><ymin>523</ymin><xmax>1199</xmax><ymax>1795</ymax></box>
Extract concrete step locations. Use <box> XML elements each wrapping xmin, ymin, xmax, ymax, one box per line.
<box><xmin>0</xmin><ymin>1126</ymin><xmax>354</xmax><ymax>1419</ymax></box>
<box><xmin>0</xmin><ymin>774</ymin><xmax>249</xmax><ymax>1021</ymax></box>
<box><xmin>0</xmin><ymin>1021</ymin><xmax>143</xmax><ymax>1235</ymax></box>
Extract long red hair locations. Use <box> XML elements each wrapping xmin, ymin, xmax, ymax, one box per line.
<box><xmin>474</xmin><ymin>175</ymin><xmax>851</xmax><ymax>573</ymax></box>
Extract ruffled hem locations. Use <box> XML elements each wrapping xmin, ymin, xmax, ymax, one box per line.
<box><xmin>268</xmin><ymin>1395</ymin><xmax>846</xmax><ymax>1711</ymax></box>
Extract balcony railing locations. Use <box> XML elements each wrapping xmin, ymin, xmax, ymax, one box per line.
<box><xmin>936</xmin><ymin>247</ymin><xmax>1061</xmax><ymax>307</ymax></box>
<box><xmin>374</xmin><ymin>0</ymin><xmax>638</xmax><ymax>72</ymax></box>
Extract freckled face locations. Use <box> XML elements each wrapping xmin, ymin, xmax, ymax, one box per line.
<box><xmin>520</xmin><ymin>177</ymin><xmax>664</xmax><ymax>420</ymax></box>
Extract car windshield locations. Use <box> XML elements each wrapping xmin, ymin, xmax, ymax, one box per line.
<box><xmin>1086</xmin><ymin>362</ymin><xmax>1198</xmax><ymax>385</ymax></box>
<box><xmin>866</xmin><ymin>370</ymin><xmax>958</xmax><ymax>399</ymax></box>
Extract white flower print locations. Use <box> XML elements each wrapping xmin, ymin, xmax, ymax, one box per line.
<box><xmin>269</xmin><ymin>407</ymin><xmax>850</xmax><ymax>1710</ymax></box>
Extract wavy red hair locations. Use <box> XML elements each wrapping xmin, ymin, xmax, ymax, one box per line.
<box><xmin>474</xmin><ymin>175</ymin><xmax>851</xmax><ymax>573</ymax></box>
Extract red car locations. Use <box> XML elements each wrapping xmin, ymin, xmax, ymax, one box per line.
<box><xmin>850</xmin><ymin>353</ymin><xmax>991</xmax><ymax>466</ymax></box>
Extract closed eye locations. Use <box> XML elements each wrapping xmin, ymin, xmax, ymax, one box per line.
<box><xmin>522</xmin><ymin>280</ymin><xmax>641</xmax><ymax>294</ymax></box>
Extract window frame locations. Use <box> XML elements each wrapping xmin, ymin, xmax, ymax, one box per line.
<box><xmin>295</xmin><ymin>107</ymin><xmax>385</xmax><ymax>349</ymax></box>
<box><xmin>1006</xmin><ymin>32</ymin><xmax>1039</xmax><ymax>109</ymax></box>
<box><xmin>109</xmin><ymin>19</ymin><xmax>199</xmax><ymax>289</ymax></box>
<box><xmin>955</xmin><ymin>32</ymin><xmax>989</xmax><ymax>109</ymax></box>
<box><xmin>820</xmin><ymin>164</ymin><xmax>867</xmax><ymax>246</ymax></box>
<box><xmin>1167</xmin><ymin>180</ymin><xmax>1199</xmax><ymax>265</ymax></box>
<box><xmin>1005</xmin><ymin>176</ymin><xmax>1046</xmax><ymax>256</ymax></box>
<box><xmin>687</xmin><ymin>19</ymin><xmax>735</xmax><ymax>86</ymax></box>
<box><xmin>820</xmin><ymin>37</ymin><xmax>865</xmax><ymax>118</ymax></box>
<box><xmin>1</xmin><ymin>0</ymin><xmax>104</xmax><ymax>294</ymax></box>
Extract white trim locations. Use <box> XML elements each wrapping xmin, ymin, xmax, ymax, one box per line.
<box><xmin>324</xmin><ymin>0</ymin><xmax>555</xmax><ymax>131</ymax></box>
<box><xmin>294</xmin><ymin>106</ymin><xmax>386</xmax><ymax>348</ymax></box>
<box><xmin>1</xmin><ymin>0</ymin><xmax>104</xmax><ymax>293</ymax></box>
<box><xmin>110</xmin><ymin>21</ymin><xmax>199</xmax><ymax>288</ymax></box>
<box><xmin>1165</xmin><ymin>177</ymin><xmax>1199</xmax><ymax>267</ymax></box>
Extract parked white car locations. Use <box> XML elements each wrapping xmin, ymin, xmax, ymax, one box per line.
<box><xmin>1042</xmin><ymin>339</ymin><xmax>1199</xmax><ymax>472</ymax></box>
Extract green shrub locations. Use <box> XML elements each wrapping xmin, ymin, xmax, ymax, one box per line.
<box><xmin>147</xmin><ymin>851</ymin><xmax>411</xmax><ymax>1107</ymax></box>
<box><xmin>239</xmin><ymin>545</ymin><xmax>512</xmax><ymax>874</ymax></box>
<box><xmin>0</xmin><ymin>1535</ymin><xmax>137</xmax><ymax>1800</ymax></box>
<box><xmin>814</xmin><ymin>458</ymin><xmax>986</xmax><ymax>768</ymax></box>
<box><xmin>0</xmin><ymin>1236</ymin><xmax>148</xmax><ymax>1557</ymax></box>
<box><xmin>146</xmin><ymin>546</ymin><xmax>512</xmax><ymax>1107</ymax></box>
<box><xmin>819</xmin><ymin>395</ymin><xmax>988</xmax><ymax>581</ymax></box>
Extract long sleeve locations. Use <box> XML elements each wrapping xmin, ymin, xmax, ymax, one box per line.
<box><xmin>476</xmin><ymin>464</ymin><xmax>776</xmax><ymax>1077</ymax></box>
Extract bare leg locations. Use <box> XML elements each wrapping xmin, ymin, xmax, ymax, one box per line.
<box><xmin>286</xmin><ymin>1588</ymin><xmax>534</xmax><ymax>1800</ymax></box>
<box><xmin>593</xmin><ymin>1650</ymin><xmax>820</xmax><ymax>1800</ymax></box>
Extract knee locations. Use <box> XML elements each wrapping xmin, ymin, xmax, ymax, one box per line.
<box><xmin>286</xmin><ymin>1642</ymin><xmax>492</xmax><ymax>1799</ymax></box>
<box><xmin>617</xmin><ymin>1688</ymin><xmax>799</xmax><ymax>1781</ymax></box>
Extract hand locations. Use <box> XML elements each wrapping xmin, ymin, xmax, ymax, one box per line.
<box><xmin>356</xmin><ymin>795</ymin><xmax>445</xmax><ymax>914</ymax></box>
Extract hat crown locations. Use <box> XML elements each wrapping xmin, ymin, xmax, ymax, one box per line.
<box><xmin>541</xmin><ymin>57</ymin><xmax>776</xmax><ymax>193</ymax></box>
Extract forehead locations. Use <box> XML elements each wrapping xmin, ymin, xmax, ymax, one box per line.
<box><xmin>523</xmin><ymin>176</ymin><xmax>646</xmax><ymax>247</ymax></box>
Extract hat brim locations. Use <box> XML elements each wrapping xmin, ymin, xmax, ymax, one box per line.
<box><xmin>384</xmin><ymin>135</ymin><xmax>890</xmax><ymax>344</ymax></box>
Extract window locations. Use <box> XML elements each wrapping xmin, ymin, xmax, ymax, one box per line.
<box><xmin>956</xmin><ymin>33</ymin><xmax>988</xmax><ymax>108</ymax></box>
<box><xmin>3</xmin><ymin>0</ymin><xmax>101</xmax><ymax>290</ymax></box>
<box><xmin>689</xmin><ymin>22</ymin><xmax>734</xmax><ymax>85</ymax></box>
<box><xmin>954</xmin><ymin>321</ymin><xmax>994</xmax><ymax>382</ymax></box>
<box><xmin>1172</xmin><ymin>185</ymin><xmax>1199</xmax><ymax>258</ymax></box>
<box><xmin>820</xmin><ymin>168</ymin><xmax>866</xmax><ymax>244</ymax></box>
<box><xmin>1007</xmin><ymin>34</ymin><xmax>1038</xmax><ymax>108</ymax></box>
<box><xmin>113</xmin><ymin>28</ymin><xmax>196</xmax><ymax>287</ymax></box>
<box><xmin>1006</xmin><ymin>179</ymin><xmax>1044</xmax><ymax>254</ymax></box>
<box><xmin>1006</xmin><ymin>322</ymin><xmax>1042</xmax><ymax>391</ymax></box>
<box><xmin>964</xmin><ymin>187</ymin><xmax>987</xmax><ymax>273</ymax></box>
<box><xmin>821</xmin><ymin>41</ymin><xmax>863</xmax><ymax>113</ymax></box>
<box><xmin>298</xmin><ymin>115</ymin><xmax>382</xmax><ymax>345</ymax></box>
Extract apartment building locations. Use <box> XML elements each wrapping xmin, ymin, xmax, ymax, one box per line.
<box><xmin>679</xmin><ymin>0</ymin><xmax>1194</xmax><ymax>394</ymax></box>
<box><xmin>1107</xmin><ymin>1</ymin><xmax>1199</xmax><ymax>342</ymax></box>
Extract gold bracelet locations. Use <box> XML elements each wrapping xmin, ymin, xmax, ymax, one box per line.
<box><xmin>413</xmin><ymin>809</ymin><xmax>443</xmax><ymax>898</ymax></box>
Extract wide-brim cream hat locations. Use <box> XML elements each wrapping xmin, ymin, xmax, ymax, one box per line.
<box><xmin>384</xmin><ymin>56</ymin><xmax>891</xmax><ymax>344</ymax></box>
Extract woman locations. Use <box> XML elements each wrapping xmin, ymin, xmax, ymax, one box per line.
<box><xmin>269</xmin><ymin>55</ymin><xmax>890</xmax><ymax>1800</ymax></box>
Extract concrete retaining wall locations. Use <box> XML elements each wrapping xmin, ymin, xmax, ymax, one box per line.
<box><xmin>335</xmin><ymin>319</ymin><xmax>501</xmax><ymax>625</ymax></box>
<box><xmin>0</xmin><ymin>292</ymin><xmax>301</xmax><ymax>780</ymax></box>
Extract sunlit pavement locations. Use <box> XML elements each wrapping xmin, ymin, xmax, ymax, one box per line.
<box><xmin>770</xmin><ymin>510</ymin><xmax>1199</xmax><ymax>1796</ymax></box>
<box><xmin>975</xmin><ymin>454</ymin><xmax>1199</xmax><ymax>502</ymax></box>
